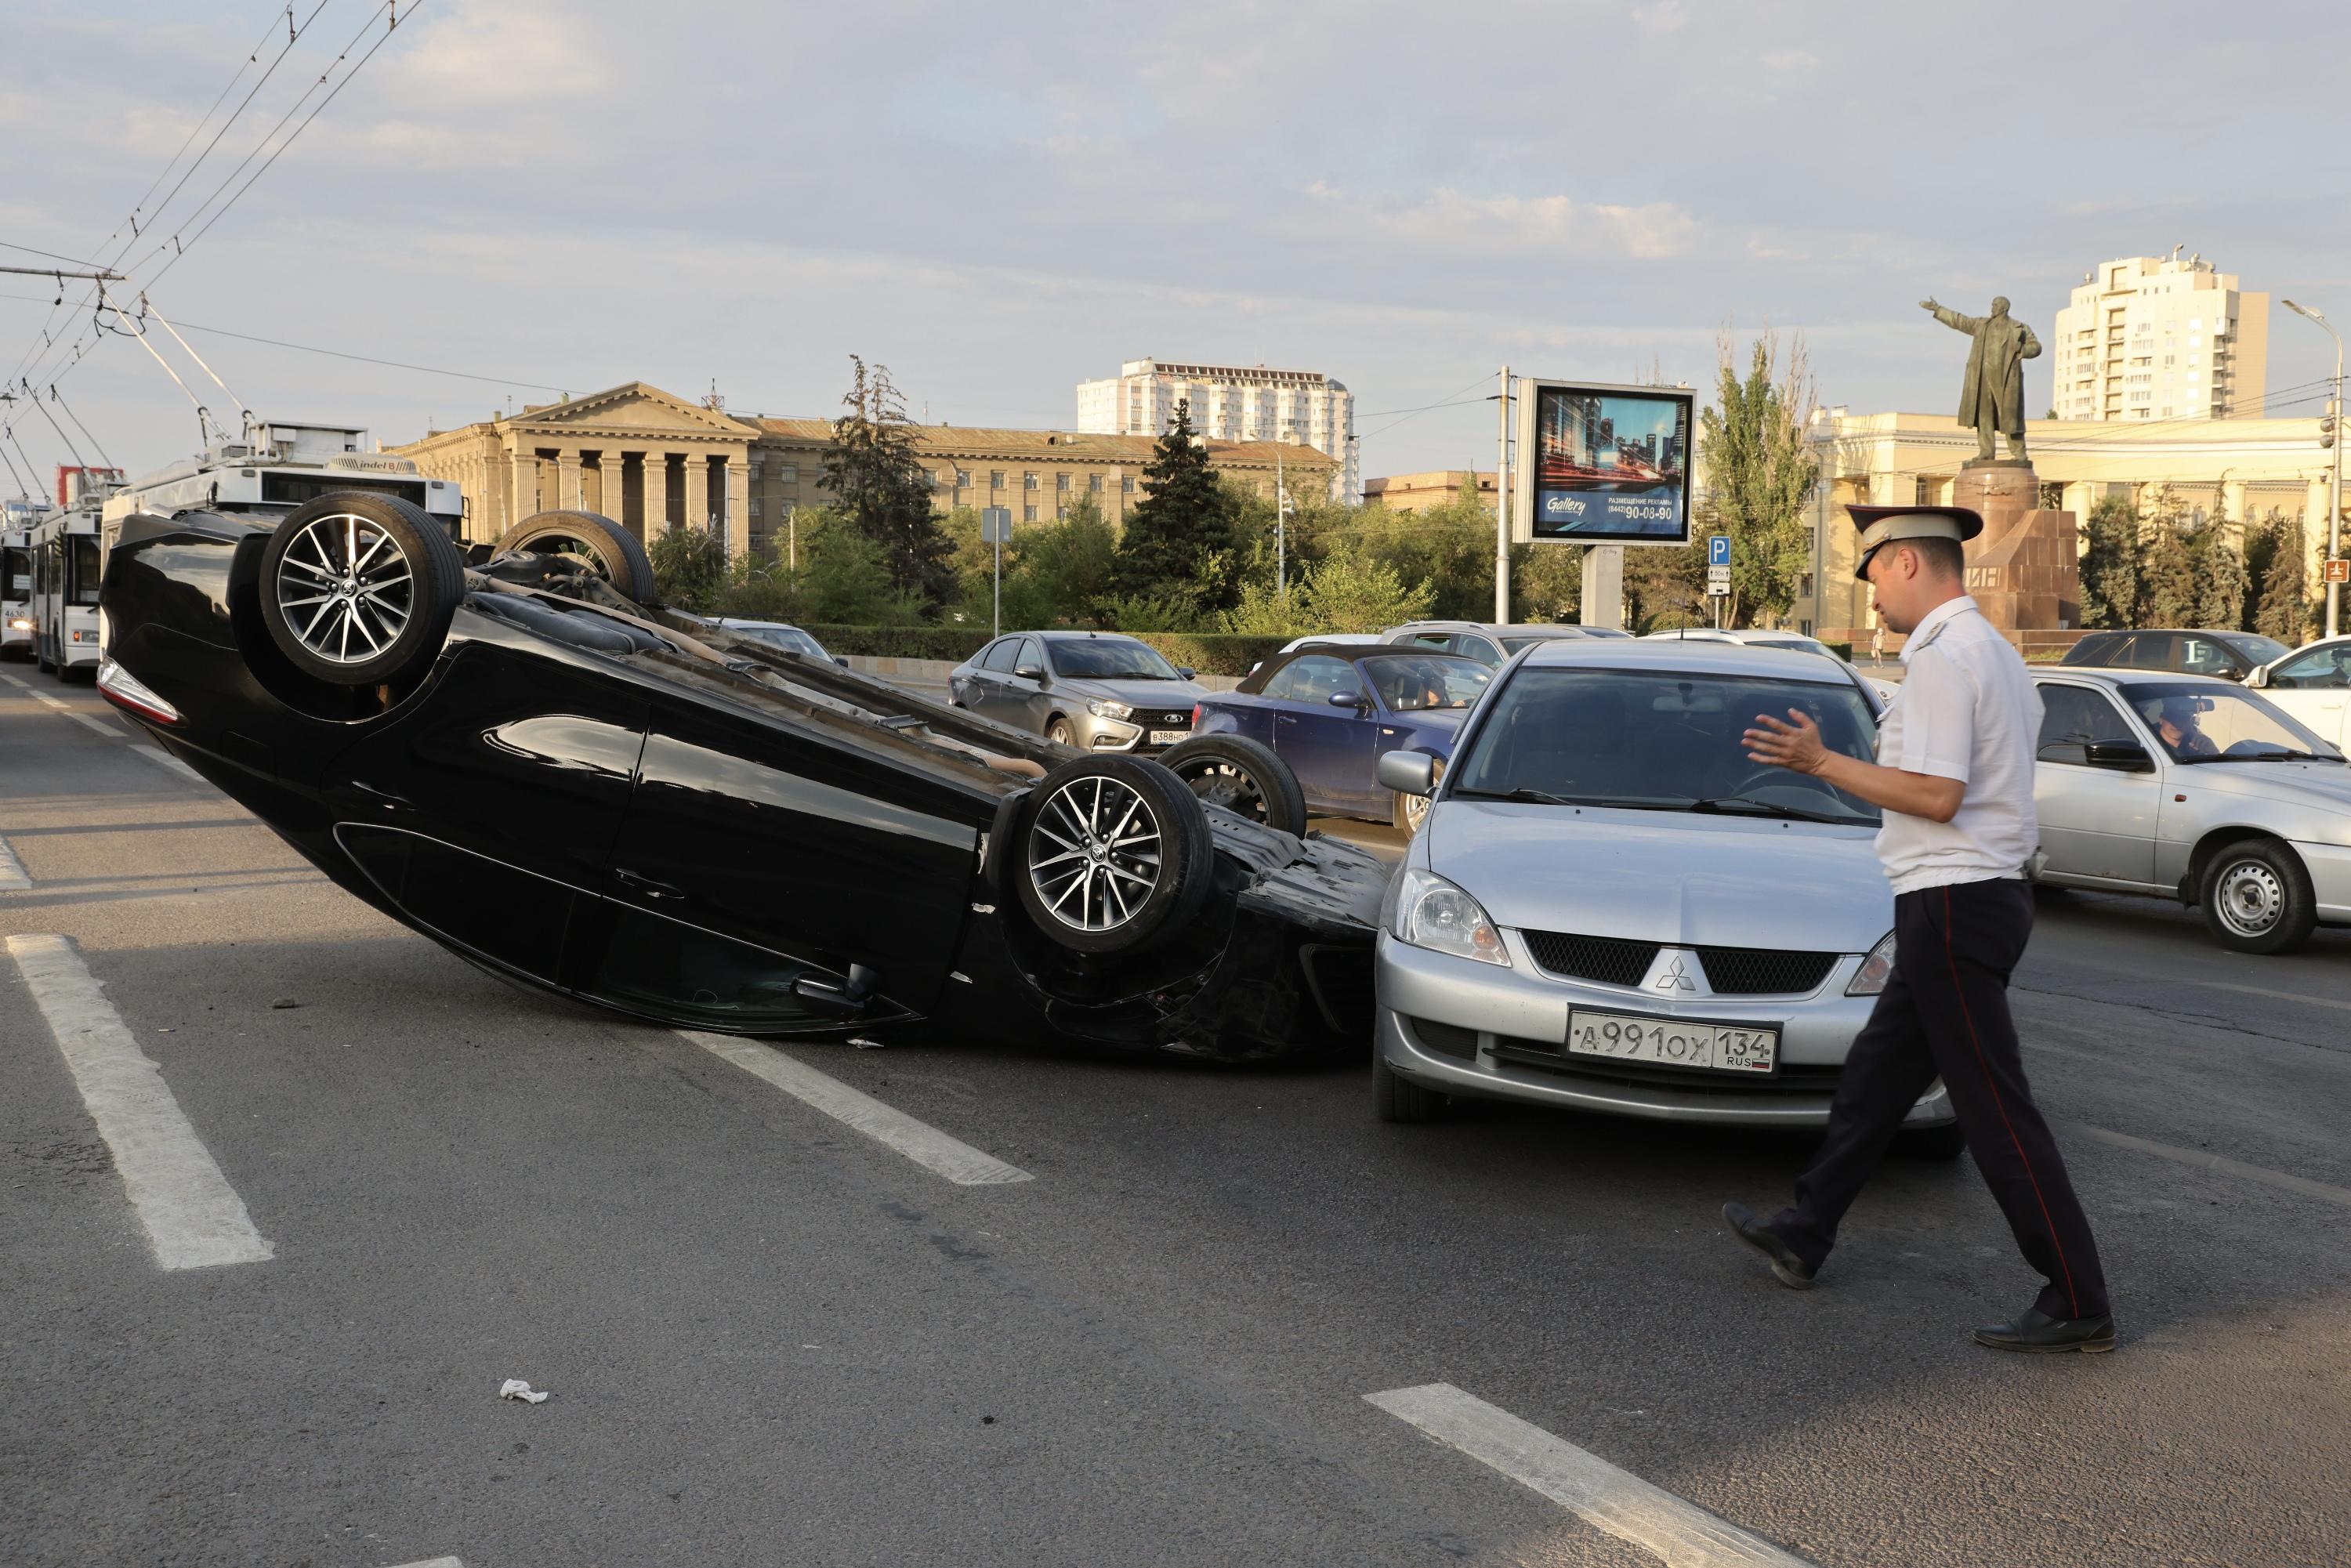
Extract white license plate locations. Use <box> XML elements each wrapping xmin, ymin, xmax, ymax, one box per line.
<box><xmin>1566</xmin><ymin>1009</ymin><xmax>1778</xmax><ymax>1073</ymax></box>
<box><xmin>1149</xmin><ymin>730</ymin><xmax>1187</xmax><ymax>745</ymax></box>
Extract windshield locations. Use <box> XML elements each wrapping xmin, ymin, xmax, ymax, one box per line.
<box><xmin>1499</xmin><ymin>632</ymin><xmax>1584</xmax><ymax>654</ymax></box>
<box><xmin>1748</xmin><ymin>636</ymin><xmax>1835</xmax><ymax>660</ymax></box>
<box><xmin>2</xmin><ymin>546</ymin><xmax>27</xmax><ymax>598</ymax></box>
<box><xmin>1451</xmin><ymin>668</ymin><xmax>1883</xmax><ymax>822</ymax></box>
<box><xmin>2226</xmin><ymin>634</ymin><xmax>2293</xmax><ymax>667</ymax></box>
<box><xmin>1047</xmin><ymin>637</ymin><xmax>1182</xmax><ymax>680</ymax></box>
<box><xmin>747</xmin><ymin>626</ymin><xmax>824</xmax><ymax>657</ymax></box>
<box><xmin>2125</xmin><ymin>683</ymin><xmax>2343</xmax><ymax>762</ymax></box>
<box><xmin>1360</xmin><ymin>654</ymin><xmax>1491</xmax><ymax>712</ymax></box>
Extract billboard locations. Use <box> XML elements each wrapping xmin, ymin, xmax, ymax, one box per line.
<box><xmin>1512</xmin><ymin>378</ymin><xmax>1694</xmax><ymax>546</ymax></box>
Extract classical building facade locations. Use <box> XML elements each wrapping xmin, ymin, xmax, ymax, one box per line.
<box><xmin>2049</xmin><ymin>254</ymin><xmax>2270</xmax><ymax>422</ymax></box>
<box><xmin>391</xmin><ymin>382</ymin><xmax>1335</xmax><ymax>559</ymax></box>
<box><xmin>1788</xmin><ymin>407</ymin><xmax>2339</xmax><ymax>639</ymax></box>
<box><xmin>1075</xmin><ymin>358</ymin><xmax>1355</xmax><ymax>500</ymax></box>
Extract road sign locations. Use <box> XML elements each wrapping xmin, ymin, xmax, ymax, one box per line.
<box><xmin>2325</xmin><ymin>558</ymin><xmax>2350</xmax><ymax>585</ymax></box>
<box><xmin>980</xmin><ymin>507</ymin><xmax>1013</xmax><ymax>544</ymax></box>
<box><xmin>1706</xmin><ymin>564</ymin><xmax>1731</xmax><ymax>597</ymax></box>
<box><xmin>1708</xmin><ymin>534</ymin><xmax>1730</xmax><ymax>568</ymax></box>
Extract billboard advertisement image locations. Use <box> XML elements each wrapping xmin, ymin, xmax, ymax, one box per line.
<box><xmin>1514</xmin><ymin>379</ymin><xmax>1695</xmax><ymax>545</ymax></box>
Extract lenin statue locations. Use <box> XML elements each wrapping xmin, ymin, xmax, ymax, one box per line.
<box><xmin>1921</xmin><ymin>296</ymin><xmax>2041</xmax><ymax>463</ymax></box>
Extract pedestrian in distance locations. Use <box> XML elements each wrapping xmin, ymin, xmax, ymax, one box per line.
<box><xmin>1722</xmin><ymin>503</ymin><xmax>2115</xmax><ymax>1353</ymax></box>
<box><xmin>1870</xmin><ymin>618</ymin><xmax>1886</xmax><ymax>664</ymax></box>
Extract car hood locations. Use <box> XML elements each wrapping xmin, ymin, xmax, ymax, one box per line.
<box><xmin>2180</xmin><ymin>759</ymin><xmax>2351</xmax><ymax>811</ymax></box>
<box><xmin>1427</xmin><ymin>800</ymin><xmax>1892</xmax><ymax>953</ymax></box>
<box><xmin>1060</xmin><ymin>675</ymin><xmax>1206</xmax><ymax>709</ymax></box>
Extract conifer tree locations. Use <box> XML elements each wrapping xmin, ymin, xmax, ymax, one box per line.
<box><xmin>2077</xmin><ymin>494</ymin><xmax>2139</xmax><ymax>629</ymax></box>
<box><xmin>824</xmin><ymin>356</ymin><xmax>956</xmax><ymax>612</ymax></box>
<box><xmin>2251</xmin><ymin>511</ymin><xmax>2309</xmax><ymax>641</ymax></box>
<box><xmin>2135</xmin><ymin>488</ymin><xmax>2197</xmax><ymax>627</ymax></box>
<box><xmin>1109</xmin><ymin>400</ymin><xmax>1240</xmax><ymax>613</ymax></box>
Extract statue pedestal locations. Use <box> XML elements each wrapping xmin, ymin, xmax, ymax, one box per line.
<box><xmin>1955</xmin><ymin>462</ymin><xmax>2084</xmax><ymax>652</ymax></box>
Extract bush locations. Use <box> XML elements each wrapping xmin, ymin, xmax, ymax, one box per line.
<box><xmin>1130</xmin><ymin>632</ymin><xmax>1289</xmax><ymax>676</ymax></box>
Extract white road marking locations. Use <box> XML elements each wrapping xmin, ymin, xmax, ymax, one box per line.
<box><xmin>7</xmin><ymin>934</ymin><xmax>274</xmax><ymax>1269</ymax></box>
<box><xmin>0</xmin><ymin>670</ymin><xmax>26</xmax><ymax>688</ymax></box>
<box><xmin>2072</xmin><ymin>1121</ymin><xmax>2351</xmax><ymax>1211</ymax></box>
<box><xmin>679</xmin><ymin>1031</ymin><xmax>1034</xmax><ymax>1186</ymax></box>
<box><xmin>2183</xmin><ymin>978</ymin><xmax>2351</xmax><ymax>1016</ymax></box>
<box><xmin>0</xmin><ymin>835</ymin><xmax>29</xmax><ymax>891</ymax></box>
<box><xmin>1366</xmin><ymin>1383</ymin><xmax>1811</xmax><ymax>1568</ymax></box>
<box><xmin>69</xmin><ymin>710</ymin><xmax>121</xmax><ymax>738</ymax></box>
<box><xmin>384</xmin><ymin>1559</ymin><xmax>464</xmax><ymax>1568</ymax></box>
<box><xmin>132</xmin><ymin>745</ymin><xmax>208</xmax><ymax>786</ymax></box>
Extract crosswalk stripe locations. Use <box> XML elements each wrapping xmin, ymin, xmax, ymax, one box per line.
<box><xmin>7</xmin><ymin>933</ymin><xmax>274</xmax><ymax>1269</ymax></box>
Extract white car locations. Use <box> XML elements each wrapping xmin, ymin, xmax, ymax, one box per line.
<box><xmin>2248</xmin><ymin>636</ymin><xmax>2351</xmax><ymax>751</ymax></box>
<box><xmin>1645</xmin><ymin>627</ymin><xmax>1896</xmax><ymax>704</ymax></box>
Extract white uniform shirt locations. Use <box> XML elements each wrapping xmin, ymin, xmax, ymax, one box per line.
<box><xmin>1874</xmin><ymin>595</ymin><xmax>2042</xmax><ymax>893</ymax></box>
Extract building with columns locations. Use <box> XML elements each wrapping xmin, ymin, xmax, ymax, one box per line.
<box><xmin>390</xmin><ymin>382</ymin><xmax>1335</xmax><ymax>560</ymax></box>
<box><xmin>1788</xmin><ymin>407</ymin><xmax>2341</xmax><ymax>638</ymax></box>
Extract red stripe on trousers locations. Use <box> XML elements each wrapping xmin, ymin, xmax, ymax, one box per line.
<box><xmin>1943</xmin><ymin>885</ymin><xmax>2081</xmax><ymax>1320</ymax></box>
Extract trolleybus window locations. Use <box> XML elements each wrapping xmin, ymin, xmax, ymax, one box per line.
<box><xmin>69</xmin><ymin>536</ymin><xmax>101</xmax><ymax>604</ymax></box>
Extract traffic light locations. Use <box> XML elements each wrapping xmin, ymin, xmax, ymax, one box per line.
<box><xmin>2323</xmin><ymin>414</ymin><xmax>2338</xmax><ymax>450</ymax></box>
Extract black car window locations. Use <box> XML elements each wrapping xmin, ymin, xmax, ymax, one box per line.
<box><xmin>2062</xmin><ymin>633</ymin><xmax>2122</xmax><ymax>666</ymax></box>
<box><xmin>1266</xmin><ymin>654</ymin><xmax>1354</xmax><ymax>703</ymax></box>
<box><xmin>2034</xmin><ymin>685</ymin><xmax>2138</xmax><ymax>765</ymax></box>
<box><xmin>2269</xmin><ymin>643</ymin><xmax>2351</xmax><ymax>690</ymax></box>
<box><xmin>980</xmin><ymin>638</ymin><xmax>1020</xmax><ymax>673</ymax></box>
<box><xmin>1012</xmin><ymin>638</ymin><xmax>1044</xmax><ymax>675</ymax></box>
<box><xmin>589</xmin><ymin>904</ymin><xmax>846</xmax><ymax>1031</ymax></box>
<box><xmin>2121</xmin><ymin>633</ymin><xmax>2176</xmax><ymax>670</ymax></box>
<box><xmin>1361</xmin><ymin>654</ymin><xmax>1490</xmax><ymax>712</ymax></box>
<box><xmin>1454</xmin><ymin>636</ymin><xmax>1505</xmax><ymax>668</ymax></box>
<box><xmin>2223</xmin><ymin>633</ymin><xmax>2292</xmax><ymax>668</ymax></box>
<box><xmin>1045</xmin><ymin>637</ymin><xmax>1180</xmax><ymax>680</ymax></box>
<box><xmin>1400</xmin><ymin>632</ymin><xmax>1455</xmax><ymax>653</ymax></box>
<box><xmin>2177</xmin><ymin>635</ymin><xmax>2242</xmax><ymax>676</ymax></box>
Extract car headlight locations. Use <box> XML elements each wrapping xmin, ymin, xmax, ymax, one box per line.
<box><xmin>1847</xmin><ymin>931</ymin><xmax>1896</xmax><ymax>994</ymax></box>
<box><xmin>1087</xmin><ymin>698</ymin><xmax>1132</xmax><ymax>720</ymax></box>
<box><xmin>1392</xmin><ymin>866</ymin><xmax>1510</xmax><ymax>968</ymax></box>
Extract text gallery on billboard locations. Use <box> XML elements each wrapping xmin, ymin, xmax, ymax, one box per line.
<box><xmin>1512</xmin><ymin>378</ymin><xmax>1694</xmax><ymax>546</ymax></box>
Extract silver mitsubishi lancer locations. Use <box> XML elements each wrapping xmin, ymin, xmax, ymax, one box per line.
<box><xmin>1371</xmin><ymin>639</ymin><xmax>1962</xmax><ymax>1153</ymax></box>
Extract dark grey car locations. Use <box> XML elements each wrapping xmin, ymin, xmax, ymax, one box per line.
<box><xmin>950</xmin><ymin>630</ymin><xmax>1207</xmax><ymax>753</ymax></box>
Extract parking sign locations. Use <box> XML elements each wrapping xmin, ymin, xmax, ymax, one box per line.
<box><xmin>1708</xmin><ymin>534</ymin><xmax>1730</xmax><ymax>568</ymax></box>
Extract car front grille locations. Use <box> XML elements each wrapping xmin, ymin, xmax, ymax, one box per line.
<box><xmin>1521</xmin><ymin>931</ymin><xmax>1659</xmax><ymax>987</ymax></box>
<box><xmin>1695</xmin><ymin>947</ymin><xmax>1838</xmax><ymax>996</ymax></box>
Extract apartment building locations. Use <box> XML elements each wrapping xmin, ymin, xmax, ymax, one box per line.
<box><xmin>2049</xmin><ymin>253</ymin><xmax>2269</xmax><ymax>422</ymax></box>
<box><xmin>1076</xmin><ymin>358</ymin><xmax>1355</xmax><ymax>500</ymax></box>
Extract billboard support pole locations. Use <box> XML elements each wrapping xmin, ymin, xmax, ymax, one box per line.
<box><xmin>1494</xmin><ymin>365</ymin><xmax>1512</xmax><ymax>623</ymax></box>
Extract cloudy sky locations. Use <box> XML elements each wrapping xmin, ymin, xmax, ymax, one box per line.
<box><xmin>3</xmin><ymin>0</ymin><xmax>2347</xmax><ymax>489</ymax></box>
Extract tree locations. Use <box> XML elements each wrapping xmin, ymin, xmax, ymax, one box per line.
<box><xmin>1697</xmin><ymin>328</ymin><xmax>1820</xmax><ymax>627</ymax></box>
<box><xmin>1509</xmin><ymin>541</ymin><xmax>1583</xmax><ymax>623</ymax></box>
<box><xmin>1110</xmin><ymin>400</ymin><xmax>1240</xmax><ymax>613</ymax></box>
<box><xmin>1220</xmin><ymin>541</ymin><xmax>1434</xmax><ymax>636</ymax></box>
<box><xmin>795</xmin><ymin>511</ymin><xmax>928</xmax><ymax>625</ymax></box>
<box><xmin>2189</xmin><ymin>516</ymin><xmax>2250</xmax><ymax>632</ymax></box>
<box><xmin>2134</xmin><ymin>487</ymin><xmax>2197</xmax><ymax>627</ymax></box>
<box><xmin>824</xmin><ymin>356</ymin><xmax>957</xmax><ymax>612</ymax></box>
<box><xmin>2077</xmin><ymin>494</ymin><xmax>2139</xmax><ymax>629</ymax></box>
<box><xmin>648</xmin><ymin>522</ymin><xmax>728</xmax><ymax>613</ymax></box>
<box><xmin>2250</xmin><ymin>510</ymin><xmax>2309</xmax><ymax>641</ymax></box>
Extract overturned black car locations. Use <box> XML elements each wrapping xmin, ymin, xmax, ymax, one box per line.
<box><xmin>97</xmin><ymin>494</ymin><xmax>1386</xmax><ymax>1059</ymax></box>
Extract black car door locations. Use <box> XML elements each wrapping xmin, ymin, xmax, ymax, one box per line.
<box><xmin>595</xmin><ymin>687</ymin><xmax>981</xmax><ymax>1022</ymax></box>
<box><xmin>326</xmin><ymin>634</ymin><xmax>649</xmax><ymax>980</ymax></box>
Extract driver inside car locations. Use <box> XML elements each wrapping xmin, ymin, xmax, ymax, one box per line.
<box><xmin>2143</xmin><ymin>695</ymin><xmax>2218</xmax><ymax>759</ymax></box>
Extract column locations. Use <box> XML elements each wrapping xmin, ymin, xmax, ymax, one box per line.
<box><xmin>586</xmin><ymin>454</ymin><xmax>612</xmax><ymax>519</ymax></box>
<box><xmin>2060</xmin><ymin>481</ymin><xmax>2095</xmax><ymax>520</ymax></box>
<box><xmin>646</xmin><ymin>452</ymin><xmax>673</xmax><ymax>540</ymax></box>
<box><xmin>508</xmin><ymin>448</ymin><xmax>538</xmax><ymax>538</ymax></box>
<box><xmin>557</xmin><ymin>449</ymin><xmax>583</xmax><ymax>512</ymax></box>
<box><xmin>2221</xmin><ymin>479</ymin><xmax>2247</xmax><ymax>538</ymax></box>
<box><xmin>723</xmin><ymin>457</ymin><xmax>750</xmax><ymax>563</ymax></box>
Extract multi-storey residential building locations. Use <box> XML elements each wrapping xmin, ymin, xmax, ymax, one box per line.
<box><xmin>391</xmin><ymin>382</ymin><xmax>1333</xmax><ymax>558</ymax></box>
<box><xmin>2049</xmin><ymin>254</ymin><xmax>2269</xmax><ymax>422</ymax></box>
<box><xmin>1076</xmin><ymin>358</ymin><xmax>1355</xmax><ymax>500</ymax></box>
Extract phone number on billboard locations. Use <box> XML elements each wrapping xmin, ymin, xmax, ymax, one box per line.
<box><xmin>1608</xmin><ymin>501</ymin><xmax>1679</xmax><ymax>523</ymax></box>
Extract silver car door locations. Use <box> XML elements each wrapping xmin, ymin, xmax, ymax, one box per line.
<box><xmin>2032</xmin><ymin>681</ymin><xmax>2161</xmax><ymax>885</ymax></box>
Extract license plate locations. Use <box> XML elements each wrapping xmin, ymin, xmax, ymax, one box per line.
<box><xmin>1567</xmin><ymin>1009</ymin><xmax>1778</xmax><ymax>1073</ymax></box>
<box><xmin>1149</xmin><ymin>730</ymin><xmax>1186</xmax><ymax>745</ymax></box>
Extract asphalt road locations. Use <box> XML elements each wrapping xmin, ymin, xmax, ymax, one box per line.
<box><xmin>6</xmin><ymin>666</ymin><xmax>2351</xmax><ymax>1568</ymax></box>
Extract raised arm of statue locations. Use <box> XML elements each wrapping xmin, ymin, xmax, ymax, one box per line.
<box><xmin>2017</xmin><ymin>323</ymin><xmax>2043</xmax><ymax>360</ymax></box>
<box><xmin>1925</xmin><ymin>302</ymin><xmax>1981</xmax><ymax>336</ymax></box>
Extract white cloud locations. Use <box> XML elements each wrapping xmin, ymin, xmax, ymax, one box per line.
<box><xmin>1294</xmin><ymin>183</ymin><xmax>1702</xmax><ymax>261</ymax></box>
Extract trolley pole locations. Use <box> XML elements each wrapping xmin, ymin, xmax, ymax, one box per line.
<box><xmin>1494</xmin><ymin>365</ymin><xmax>1512</xmax><ymax>624</ymax></box>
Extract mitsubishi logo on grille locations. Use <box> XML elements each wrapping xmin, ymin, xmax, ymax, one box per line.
<box><xmin>1648</xmin><ymin>951</ymin><xmax>1704</xmax><ymax>994</ymax></box>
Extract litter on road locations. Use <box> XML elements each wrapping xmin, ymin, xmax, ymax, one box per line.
<box><xmin>498</xmin><ymin>1379</ymin><xmax>551</xmax><ymax>1404</ymax></box>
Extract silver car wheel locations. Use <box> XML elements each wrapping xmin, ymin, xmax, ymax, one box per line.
<box><xmin>1027</xmin><ymin>774</ymin><xmax>1162</xmax><ymax>933</ymax></box>
<box><xmin>2214</xmin><ymin>858</ymin><xmax>2284</xmax><ymax>937</ymax></box>
<box><xmin>272</xmin><ymin>512</ymin><xmax>415</xmax><ymax>665</ymax></box>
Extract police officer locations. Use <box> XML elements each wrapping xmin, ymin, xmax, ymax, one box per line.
<box><xmin>1723</xmin><ymin>504</ymin><xmax>2115</xmax><ymax>1354</ymax></box>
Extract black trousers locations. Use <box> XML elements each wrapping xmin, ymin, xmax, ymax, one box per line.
<box><xmin>1773</xmin><ymin>877</ymin><xmax>2110</xmax><ymax>1320</ymax></box>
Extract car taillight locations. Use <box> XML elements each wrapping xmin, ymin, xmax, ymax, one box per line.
<box><xmin>96</xmin><ymin>657</ymin><xmax>180</xmax><ymax>724</ymax></box>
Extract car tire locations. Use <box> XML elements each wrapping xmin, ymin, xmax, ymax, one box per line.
<box><xmin>1374</xmin><ymin>1054</ymin><xmax>1447</xmax><ymax>1123</ymax></box>
<box><xmin>1155</xmin><ymin>733</ymin><xmax>1309</xmax><ymax>835</ymax></box>
<box><xmin>1045</xmin><ymin>717</ymin><xmax>1077</xmax><ymax>748</ymax></box>
<box><xmin>258</xmin><ymin>492</ymin><xmax>464</xmax><ymax>687</ymax></box>
<box><xmin>1392</xmin><ymin>788</ymin><xmax>1433</xmax><ymax>835</ymax></box>
<box><xmin>494</xmin><ymin>509</ymin><xmax>661</xmax><ymax>606</ymax></box>
<box><xmin>1013</xmin><ymin>755</ymin><xmax>1213</xmax><ymax>956</ymax></box>
<box><xmin>2198</xmin><ymin>838</ymin><xmax>2318</xmax><ymax>954</ymax></box>
<box><xmin>1894</xmin><ymin>1121</ymin><xmax>1965</xmax><ymax>1161</ymax></box>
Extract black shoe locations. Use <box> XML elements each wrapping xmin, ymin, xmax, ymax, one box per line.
<box><xmin>1972</xmin><ymin>1307</ymin><xmax>2117</xmax><ymax>1354</ymax></box>
<box><xmin>1721</xmin><ymin>1202</ymin><xmax>1814</xmax><ymax>1291</ymax></box>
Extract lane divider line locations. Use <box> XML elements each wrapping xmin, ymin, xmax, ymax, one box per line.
<box><xmin>383</xmin><ymin>1558</ymin><xmax>464</xmax><ymax>1567</ymax></box>
<box><xmin>679</xmin><ymin>1030</ymin><xmax>1034</xmax><ymax>1187</ymax></box>
<box><xmin>0</xmin><ymin>835</ymin><xmax>30</xmax><ymax>891</ymax></box>
<box><xmin>69</xmin><ymin>710</ymin><xmax>121</xmax><ymax>739</ymax></box>
<box><xmin>6</xmin><ymin>933</ymin><xmax>275</xmax><ymax>1269</ymax></box>
<box><xmin>2071</xmin><ymin>1121</ymin><xmax>2351</xmax><ymax>1211</ymax></box>
<box><xmin>132</xmin><ymin>745</ymin><xmax>209</xmax><ymax>786</ymax></box>
<box><xmin>1365</xmin><ymin>1383</ymin><xmax>1813</xmax><ymax>1568</ymax></box>
<box><xmin>2181</xmin><ymin>978</ymin><xmax>2351</xmax><ymax>1016</ymax></box>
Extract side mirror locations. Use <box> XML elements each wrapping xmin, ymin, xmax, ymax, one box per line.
<box><xmin>792</xmin><ymin>962</ymin><xmax>881</xmax><ymax>1018</ymax></box>
<box><xmin>2246</xmin><ymin>665</ymin><xmax>2269</xmax><ymax>689</ymax></box>
<box><xmin>1378</xmin><ymin>749</ymin><xmax>1436</xmax><ymax>796</ymax></box>
<box><xmin>1014</xmin><ymin>664</ymin><xmax>1045</xmax><ymax>682</ymax></box>
<box><xmin>2085</xmin><ymin>740</ymin><xmax>2155</xmax><ymax>773</ymax></box>
<box><xmin>1328</xmin><ymin>689</ymin><xmax>1367</xmax><ymax>710</ymax></box>
<box><xmin>1177</xmin><ymin>666</ymin><xmax>1197</xmax><ymax>680</ymax></box>
<box><xmin>834</xmin><ymin>654</ymin><xmax>849</xmax><ymax>668</ymax></box>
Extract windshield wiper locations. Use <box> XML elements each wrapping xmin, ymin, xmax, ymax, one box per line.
<box><xmin>1688</xmin><ymin>795</ymin><xmax>1870</xmax><ymax>824</ymax></box>
<box><xmin>2177</xmin><ymin>749</ymin><xmax>2342</xmax><ymax>765</ymax></box>
<box><xmin>1454</xmin><ymin>788</ymin><xmax>1699</xmax><ymax>809</ymax></box>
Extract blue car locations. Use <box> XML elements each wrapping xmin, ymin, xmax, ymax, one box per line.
<box><xmin>1194</xmin><ymin>643</ymin><xmax>1491</xmax><ymax>832</ymax></box>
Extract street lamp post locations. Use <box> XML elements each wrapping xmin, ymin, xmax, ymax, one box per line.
<box><xmin>2283</xmin><ymin>299</ymin><xmax>2342</xmax><ymax>639</ymax></box>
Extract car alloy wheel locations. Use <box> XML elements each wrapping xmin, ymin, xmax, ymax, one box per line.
<box><xmin>273</xmin><ymin>511</ymin><xmax>418</xmax><ymax>668</ymax></box>
<box><xmin>2213</xmin><ymin>856</ymin><xmax>2284</xmax><ymax>938</ymax></box>
<box><xmin>1400</xmin><ymin>791</ymin><xmax>1431</xmax><ymax>835</ymax></box>
<box><xmin>1027</xmin><ymin>773</ymin><xmax>1162</xmax><ymax>934</ymax></box>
